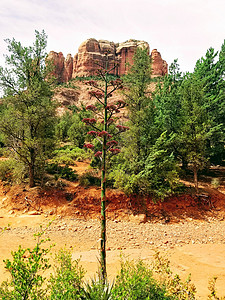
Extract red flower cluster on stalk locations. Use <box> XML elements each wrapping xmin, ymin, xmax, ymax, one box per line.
<box><xmin>87</xmin><ymin>130</ymin><xmax>98</xmax><ymax>136</ymax></box>
<box><xmin>94</xmin><ymin>151</ymin><xmax>102</xmax><ymax>157</ymax></box>
<box><xmin>110</xmin><ymin>79</ymin><xmax>123</xmax><ymax>88</ymax></box>
<box><xmin>116</xmin><ymin>100</ymin><xmax>126</xmax><ymax>108</ymax></box>
<box><xmin>86</xmin><ymin>105</ymin><xmax>97</xmax><ymax>111</ymax></box>
<box><xmin>106</xmin><ymin>140</ymin><xmax>118</xmax><ymax>146</ymax></box>
<box><xmin>85</xmin><ymin>80</ymin><xmax>98</xmax><ymax>87</ymax></box>
<box><xmin>105</xmin><ymin>104</ymin><xmax>117</xmax><ymax>111</ymax></box>
<box><xmin>116</xmin><ymin>125</ymin><xmax>130</xmax><ymax>132</ymax></box>
<box><xmin>109</xmin><ymin>148</ymin><xmax>121</xmax><ymax>154</ymax></box>
<box><xmin>84</xmin><ymin>143</ymin><xmax>94</xmax><ymax>149</ymax></box>
<box><xmin>107</xmin><ymin>118</ymin><xmax>114</xmax><ymax>124</ymax></box>
<box><xmin>82</xmin><ymin>118</ymin><xmax>97</xmax><ymax>124</ymax></box>
<box><xmin>98</xmin><ymin>131</ymin><xmax>112</xmax><ymax>138</ymax></box>
<box><xmin>89</xmin><ymin>90</ymin><xmax>104</xmax><ymax>99</ymax></box>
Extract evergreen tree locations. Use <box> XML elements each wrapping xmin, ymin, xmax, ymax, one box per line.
<box><xmin>193</xmin><ymin>42</ymin><xmax>225</xmax><ymax>165</ymax></box>
<box><xmin>0</xmin><ymin>30</ymin><xmax>57</xmax><ymax>187</ymax></box>
<box><xmin>178</xmin><ymin>74</ymin><xmax>211</xmax><ymax>192</ymax></box>
<box><xmin>110</xmin><ymin>48</ymin><xmax>179</xmax><ymax>198</ymax></box>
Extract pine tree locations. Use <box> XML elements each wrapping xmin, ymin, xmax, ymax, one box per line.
<box><xmin>0</xmin><ymin>30</ymin><xmax>57</xmax><ymax>187</ymax></box>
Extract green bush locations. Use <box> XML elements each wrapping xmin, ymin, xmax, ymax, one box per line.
<box><xmin>2</xmin><ymin>238</ymin><xmax>224</xmax><ymax>299</ymax></box>
<box><xmin>49</xmin><ymin>249</ymin><xmax>85</xmax><ymax>299</ymax></box>
<box><xmin>52</xmin><ymin>146</ymin><xmax>91</xmax><ymax>165</ymax></box>
<box><xmin>46</xmin><ymin>163</ymin><xmax>78</xmax><ymax>181</ymax></box>
<box><xmin>0</xmin><ymin>158</ymin><xmax>27</xmax><ymax>183</ymax></box>
<box><xmin>0</xmin><ymin>230</ymin><xmax>51</xmax><ymax>300</ymax></box>
<box><xmin>112</xmin><ymin>259</ymin><xmax>172</xmax><ymax>300</ymax></box>
<box><xmin>79</xmin><ymin>170</ymin><xmax>101</xmax><ymax>187</ymax></box>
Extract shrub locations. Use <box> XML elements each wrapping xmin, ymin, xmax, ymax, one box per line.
<box><xmin>152</xmin><ymin>251</ymin><xmax>196</xmax><ymax>299</ymax></box>
<box><xmin>0</xmin><ymin>229</ymin><xmax>51</xmax><ymax>300</ymax></box>
<box><xmin>211</xmin><ymin>178</ymin><xmax>220</xmax><ymax>189</ymax></box>
<box><xmin>46</xmin><ymin>163</ymin><xmax>78</xmax><ymax>181</ymax></box>
<box><xmin>111</xmin><ymin>259</ymin><xmax>172</xmax><ymax>300</ymax></box>
<box><xmin>52</xmin><ymin>145</ymin><xmax>91</xmax><ymax>165</ymax></box>
<box><xmin>49</xmin><ymin>249</ymin><xmax>85</xmax><ymax>299</ymax></box>
<box><xmin>79</xmin><ymin>170</ymin><xmax>101</xmax><ymax>187</ymax></box>
<box><xmin>0</xmin><ymin>158</ymin><xmax>27</xmax><ymax>184</ymax></box>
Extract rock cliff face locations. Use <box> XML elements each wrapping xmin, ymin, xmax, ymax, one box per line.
<box><xmin>48</xmin><ymin>39</ymin><xmax>167</xmax><ymax>82</ymax></box>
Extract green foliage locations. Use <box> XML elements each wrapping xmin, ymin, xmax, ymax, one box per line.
<box><xmin>83</xmin><ymin>278</ymin><xmax>113</xmax><ymax>300</ymax></box>
<box><xmin>79</xmin><ymin>170</ymin><xmax>101</xmax><ymax>187</ymax></box>
<box><xmin>49</xmin><ymin>249</ymin><xmax>85</xmax><ymax>299</ymax></box>
<box><xmin>207</xmin><ymin>276</ymin><xmax>225</xmax><ymax>300</ymax></box>
<box><xmin>152</xmin><ymin>252</ymin><xmax>196</xmax><ymax>299</ymax></box>
<box><xmin>193</xmin><ymin>42</ymin><xmax>225</xmax><ymax>165</ymax></box>
<box><xmin>112</xmin><ymin>259</ymin><xmax>172</xmax><ymax>300</ymax></box>
<box><xmin>0</xmin><ymin>158</ymin><xmax>27</xmax><ymax>184</ymax></box>
<box><xmin>67</xmin><ymin>114</ymin><xmax>87</xmax><ymax>147</ymax></box>
<box><xmin>51</xmin><ymin>145</ymin><xmax>91</xmax><ymax>165</ymax></box>
<box><xmin>45</xmin><ymin>163</ymin><xmax>78</xmax><ymax>181</ymax></box>
<box><xmin>0</xmin><ymin>229</ymin><xmax>51</xmax><ymax>300</ymax></box>
<box><xmin>110</xmin><ymin>138</ymin><xmax>181</xmax><ymax>199</ymax></box>
<box><xmin>135</xmin><ymin>133</ymin><xmax>180</xmax><ymax>198</ymax></box>
<box><xmin>0</xmin><ymin>30</ymin><xmax>57</xmax><ymax>188</ymax></box>
<box><xmin>55</xmin><ymin>104</ymin><xmax>93</xmax><ymax>147</ymax></box>
<box><xmin>109</xmin><ymin>48</ymin><xmax>180</xmax><ymax>199</ymax></box>
<box><xmin>0</xmin><ymin>159</ymin><xmax>15</xmax><ymax>182</ymax></box>
<box><xmin>55</xmin><ymin>112</ymin><xmax>73</xmax><ymax>142</ymax></box>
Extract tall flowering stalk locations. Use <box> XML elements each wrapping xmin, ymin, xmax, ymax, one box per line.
<box><xmin>82</xmin><ymin>54</ymin><xmax>128</xmax><ymax>282</ymax></box>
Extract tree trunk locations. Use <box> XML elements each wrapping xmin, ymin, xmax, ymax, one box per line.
<box><xmin>29</xmin><ymin>148</ymin><xmax>35</xmax><ymax>188</ymax></box>
<box><xmin>193</xmin><ymin>167</ymin><xmax>198</xmax><ymax>194</ymax></box>
<box><xmin>29</xmin><ymin>163</ymin><xmax>35</xmax><ymax>188</ymax></box>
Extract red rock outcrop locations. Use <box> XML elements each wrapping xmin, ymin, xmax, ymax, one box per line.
<box><xmin>116</xmin><ymin>40</ymin><xmax>150</xmax><ymax>75</ymax></box>
<box><xmin>47</xmin><ymin>51</ymin><xmax>65</xmax><ymax>82</ymax></box>
<box><xmin>72</xmin><ymin>39</ymin><xmax>117</xmax><ymax>77</ymax></box>
<box><xmin>62</xmin><ymin>54</ymin><xmax>73</xmax><ymax>82</ymax></box>
<box><xmin>48</xmin><ymin>39</ymin><xmax>167</xmax><ymax>82</ymax></box>
<box><xmin>150</xmin><ymin>49</ymin><xmax>168</xmax><ymax>77</ymax></box>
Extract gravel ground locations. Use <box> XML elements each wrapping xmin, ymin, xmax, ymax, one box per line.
<box><xmin>3</xmin><ymin>216</ymin><xmax>225</xmax><ymax>250</ymax></box>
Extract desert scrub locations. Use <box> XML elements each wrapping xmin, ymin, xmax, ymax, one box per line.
<box><xmin>49</xmin><ymin>249</ymin><xmax>85</xmax><ymax>299</ymax></box>
<box><xmin>211</xmin><ymin>178</ymin><xmax>220</xmax><ymax>189</ymax></box>
<box><xmin>111</xmin><ymin>259</ymin><xmax>172</xmax><ymax>300</ymax></box>
<box><xmin>79</xmin><ymin>170</ymin><xmax>101</xmax><ymax>187</ymax></box>
<box><xmin>51</xmin><ymin>145</ymin><xmax>92</xmax><ymax>165</ymax></box>
<box><xmin>152</xmin><ymin>251</ymin><xmax>196</xmax><ymax>299</ymax></box>
<box><xmin>45</xmin><ymin>163</ymin><xmax>78</xmax><ymax>181</ymax></box>
<box><xmin>0</xmin><ymin>158</ymin><xmax>26</xmax><ymax>184</ymax></box>
<box><xmin>0</xmin><ymin>228</ymin><xmax>52</xmax><ymax>300</ymax></box>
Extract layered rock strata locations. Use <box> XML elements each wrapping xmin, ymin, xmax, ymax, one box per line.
<box><xmin>48</xmin><ymin>39</ymin><xmax>167</xmax><ymax>82</ymax></box>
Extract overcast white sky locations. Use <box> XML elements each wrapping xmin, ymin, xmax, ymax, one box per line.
<box><xmin>0</xmin><ymin>0</ymin><xmax>224</xmax><ymax>73</ymax></box>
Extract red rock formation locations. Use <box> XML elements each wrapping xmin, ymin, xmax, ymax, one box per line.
<box><xmin>47</xmin><ymin>51</ymin><xmax>65</xmax><ymax>82</ymax></box>
<box><xmin>48</xmin><ymin>39</ymin><xmax>167</xmax><ymax>82</ymax></box>
<box><xmin>72</xmin><ymin>39</ymin><xmax>117</xmax><ymax>77</ymax></box>
<box><xmin>150</xmin><ymin>49</ymin><xmax>168</xmax><ymax>77</ymax></box>
<box><xmin>116</xmin><ymin>40</ymin><xmax>149</xmax><ymax>75</ymax></box>
<box><xmin>62</xmin><ymin>54</ymin><xmax>73</xmax><ymax>82</ymax></box>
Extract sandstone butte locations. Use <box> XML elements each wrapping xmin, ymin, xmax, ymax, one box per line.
<box><xmin>47</xmin><ymin>38</ymin><xmax>168</xmax><ymax>83</ymax></box>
